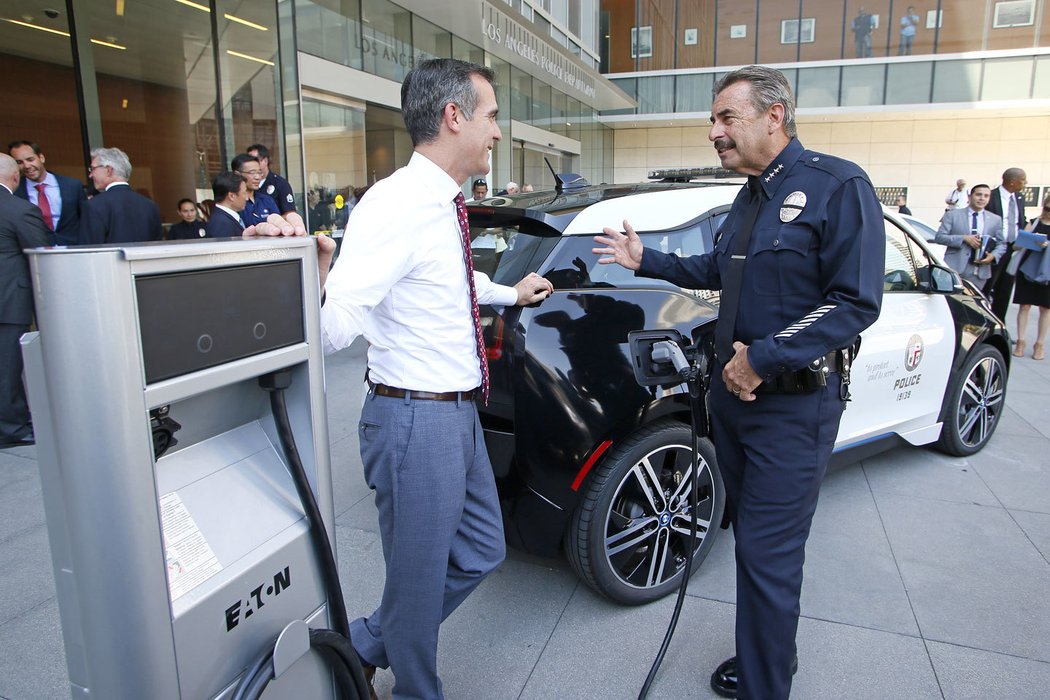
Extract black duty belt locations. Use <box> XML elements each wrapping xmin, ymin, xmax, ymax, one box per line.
<box><xmin>755</xmin><ymin>351</ymin><xmax>847</xmax><ymax>395</ymax></box>
<box><xmin>368</xmin><ymin>382</ymin><xmax>476</xmax><ymax>402</ymax></box>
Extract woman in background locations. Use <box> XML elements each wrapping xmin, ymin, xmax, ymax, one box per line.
<box><xmin>1012</xmin><ymin>195</ymin><xmax>1050</xmax><ymax>360</ymax></box>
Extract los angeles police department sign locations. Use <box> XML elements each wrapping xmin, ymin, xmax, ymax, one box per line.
<box><xmin>481</xmin><ymin>2</ymin><xmax>597</xmax><ymax>102</ymax></box>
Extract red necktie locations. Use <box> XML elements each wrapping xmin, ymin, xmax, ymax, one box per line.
<box><xmin>454</xmin><ymin>192</ymin><xmax>489</xmax><ymax>403</ymax></box>
<box><xmin>35</xmin><ymin>183</ymin><xmax>54</xmax><ymax>231</ymax></box>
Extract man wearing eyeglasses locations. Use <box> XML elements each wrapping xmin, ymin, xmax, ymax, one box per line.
<box><xmin>81</xmin><ymin>146</ymin><xmax>162</xmax><ymax>244</ymax></box>
<box><xmin>231</xmin><ymin>153</ymin><xmax>280</xmax><ymax>229</ymax></box>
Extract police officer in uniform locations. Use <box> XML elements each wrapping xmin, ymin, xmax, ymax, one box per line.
<box><xmin>594</xmin><ymin>65</ymin><xmax>885</xmax><ymax>699</ymax></box>
<box><xmin>247</xmin><ymin>143</ymin><xmax>297</xmax><ymax>215</ymax></box>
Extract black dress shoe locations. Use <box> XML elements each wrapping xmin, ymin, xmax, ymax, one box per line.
<box><xmin>710</xmin><ymin>655</ymin><xmax>799</xmax><ymax>698</ymax></box>
<box><xmin>0</xmin><ymin>432</ymin><xmax>34</xmax><ymax>449</ymax></box>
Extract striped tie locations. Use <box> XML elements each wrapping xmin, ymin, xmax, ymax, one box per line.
<box><xmin>453</xmin><ymin>193</ymin><xmax>489</xmax><ymax>404</ymax></box>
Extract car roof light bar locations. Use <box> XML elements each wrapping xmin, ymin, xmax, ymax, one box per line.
<box><xmin>648</xmin><ymin>166</ymin><xmax>738</xmax><ymax>182</ymax></box>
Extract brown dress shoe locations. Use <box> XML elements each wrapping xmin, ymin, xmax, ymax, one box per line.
<box><xmin>362</xmin><ymin>664</ymin><xmax>379</xmax><ymax>700</ymax></box>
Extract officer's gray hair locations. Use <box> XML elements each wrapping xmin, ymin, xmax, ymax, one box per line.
<box><xmin>90</xmin><ymin>147</ymin><xmax>132</xmax><ymax>180</ymax></box>
<box><xmin>713</xmin><ymin>66</ymin><xmax>797</xmax><ymax>138</ymax></box>
<box><xmin>401</xmin><ymin>58</ymin><xmax>495</xmax><ymax>147</ymax></box>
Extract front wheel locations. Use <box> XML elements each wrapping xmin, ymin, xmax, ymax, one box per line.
<box><xmin>936</xmin><ymin>344</ymin><xmax>1007</xmax><ymax>456</ymax></box>
<box><xmin>565</xmin><ymin>420</ymin><xmax>725</xmax><ymax>605</ymax></box>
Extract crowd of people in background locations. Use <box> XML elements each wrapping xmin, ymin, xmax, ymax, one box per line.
<box><xmin>935</xmin><ymin>168</ymin><xmax>1050</xmax><ymax>360</ymax></box>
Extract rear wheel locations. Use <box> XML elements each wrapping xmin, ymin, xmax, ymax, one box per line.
<box><xmin>565</xmin><ymin>420</ymin><xmax>724</xmax><ymax>605</ymax></box>
<box><xmin>936</xmin><ymin>344</ymin><xmax>1007</xmax><ymax>456</ymax></box>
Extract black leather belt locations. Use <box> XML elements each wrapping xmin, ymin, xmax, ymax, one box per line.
<box><xmin>368</xmin><ymin>382</ymin><xmax>476</xmax><ymax>402</ymax></box>
<box><xmin>755</xmin><ymin>351</ymin><xmax>845</xmax><ymax>395</ymax></box>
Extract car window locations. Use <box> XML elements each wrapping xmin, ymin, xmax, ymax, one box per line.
<box><xmin>470</xmin><ymin>224</ymin><xmax>559</xmax><ymax>287</ymax></box>
<box><xmin>541</xmin><ymin>223</ymin><xmax>711</xmax><ymax>291</ymax></box>
<box><xmin>884</xmin><ymin>219</ymin><xmax>920</xmax><ymax>292</ymax></box>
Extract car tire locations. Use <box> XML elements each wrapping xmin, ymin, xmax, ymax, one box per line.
<box><xmin>565</xmin><ymin>419</ymin><xmax>725</xmax><ymax>605</ymax></box>
<box><xmin>935</xmin><ymin>343</ymin><xmax>1007</xmax><ymax>456</ymax></box>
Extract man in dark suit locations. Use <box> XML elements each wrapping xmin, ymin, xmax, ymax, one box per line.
<box><xmin>984</xmin><ymin>167</ymin><xmax>1027</xmax><ymax>321</ymax></box>
<box><xmin>80</xmin><ymin>147</ymin><xmax>163</xmax><ymax>245</ymax></box>
<box><xmin>167</xmin><ymin>198</ymin><xmax>207</xmax><ymax>240</ymax></box>
<box><xmin>8</xmin><ymin>140</ymin><xmax>87</xmax><ymax>246</ymax></box>
<box><xmin>205</xmin><ymin>172</ymin><xmax>249</xmax><ymax>238</ymax></box>
<box><xmin>0</xmin><ymin>154</ymin><xmax>52</xmax><ymax>447</ymax></box>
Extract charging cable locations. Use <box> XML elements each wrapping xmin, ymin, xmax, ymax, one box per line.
<box><xmin>231</xmin><ymin>370</ymin><xmax>371</xmax><ymax>700</ymax></box>
<box><xmin>638</xmin><ymin>341</ymin><xmax>707</xmax><ymax>700</ymax></box>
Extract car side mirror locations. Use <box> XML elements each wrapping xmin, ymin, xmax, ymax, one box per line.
<box><xmin>919</xmin><ymin>263</ymin><xmax>959</xmax><ymax>294</ymax></box>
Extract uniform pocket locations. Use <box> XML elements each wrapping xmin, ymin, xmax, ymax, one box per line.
<box><xmin>751</xmin><ymin>224</ymin><xmax>816</xmax><ymax>296</ymax></box>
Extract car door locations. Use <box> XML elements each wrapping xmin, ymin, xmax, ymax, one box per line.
<box><xmin>836</xmin><ymin>218</ymin><xmax>955</xmax><ymax>448</ymax></box>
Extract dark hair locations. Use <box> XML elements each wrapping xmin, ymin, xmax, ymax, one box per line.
<box><xmin>713</xmin><ymin>65</ymin><xmax>797</xmax><ymax>138</ymax></box>
<box><xmin>213</xmin><ymin>171</ymin><xmax>245</xmax><ymax>201</ymax></box>
<box><xmin>247</xmin><ymin>143</ymin><xmax>270</xmax><ymax>159</ymax></box>
<box><xmin>177</xmin><ymin>198</ymin><xmax>196</xmax><ymax>209</ymax></box>
<box><xmin>7</xmin><ymin>140</ymin><xmax>41</xmax><ymax>155</ymax></box>
<box><xmin>231</xmin><ymin>153</ymin><xmax>260</xmax><ymax>172</ymax></box>
<box><xmin>970</xmin><ymin>183</ymin><xmax>992</xmax><ymax>194</ymax></box>
<box><xmin>472</xmin><ymin>179</ymin><xmax>487</xmax><ymax>187</ymax></box>
<box><xmin>400</xmin><ymin>58</ymin><xmax>495</xmax><ymax>147</ymax></box>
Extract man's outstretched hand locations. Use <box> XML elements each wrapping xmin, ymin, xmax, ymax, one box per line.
<box><xmin>593</xmin><ymin>219</ymin><xmax>644</xmax><ymax>270</ymax></box>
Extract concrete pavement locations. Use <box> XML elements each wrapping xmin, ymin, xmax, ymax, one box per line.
<box><xmin>2</xmin><ymin>312</ymin><xmax>1049</xmax><ymax>699</ymax></box>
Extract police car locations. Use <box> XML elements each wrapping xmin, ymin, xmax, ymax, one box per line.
<box><xmin>468</xmin><ymin>177</ymin><xmax>1009</xmax><ymax>605</ymax></box>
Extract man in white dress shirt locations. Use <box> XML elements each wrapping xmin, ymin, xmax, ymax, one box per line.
<box><xmin>256</xmin><ymin>58</ymin><xmax>552</xmax><ymax>699</ymax></box>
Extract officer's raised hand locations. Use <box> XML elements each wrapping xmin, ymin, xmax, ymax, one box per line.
<box><xmin>593</xmin><ymin>219</ymin><xmax>644</xmax><ymax>270</ymax></box>
<box><xmin>724</xmin><ymin>341</ymin><xmax>762</xmax><ymax>402</ymax></box>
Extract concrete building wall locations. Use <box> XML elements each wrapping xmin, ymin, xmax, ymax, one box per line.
<box><xmin>611</xmin><ymin>113</ymin><xmax>1050</xmax><ymax>224</ymax></box>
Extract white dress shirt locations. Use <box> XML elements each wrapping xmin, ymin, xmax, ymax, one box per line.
<box><xmin>320</xmin><ymin>152</ymin><xmax>519</xmax><ymax>392</ymax></box>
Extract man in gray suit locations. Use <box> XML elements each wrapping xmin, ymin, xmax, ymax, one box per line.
<box><xmin>0</xmin><ymin>154</ymin><xmax>52</xmax><ymax>447</ymax></box>
<box><xmin>936</xmin><ymin>183</ymin><xmax>1005</xmax><ymax>288</ymax></box>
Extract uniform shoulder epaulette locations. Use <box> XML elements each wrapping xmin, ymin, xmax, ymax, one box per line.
<box><xmin>799</xmin><ymin>150</ymin><xmax>868</xmax><ymax>182</ymax></box>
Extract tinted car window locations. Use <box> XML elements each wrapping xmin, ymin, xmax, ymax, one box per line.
<box><xmin>470</xmin><ymin>224</ymin><xmax>559</xmax><ymax>286</ymax></box>
<box><xmin>884</xmin><ymin>219</ymin><xmax>919</xmax><ymax>292</ymax></box>
<box><xmin>543</xmin><ymin>224</ymin><xmax>711</xmax><ymax>291</ymax></box>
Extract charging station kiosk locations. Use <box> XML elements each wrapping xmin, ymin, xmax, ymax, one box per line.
<box><xmin>22</xmin><ymin>237</ymin><xmax>339</xmax><ymax>699</ymax></box>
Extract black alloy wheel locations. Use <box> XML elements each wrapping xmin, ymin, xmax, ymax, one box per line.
<box><xmin>936</xmin><ymin>344</ymin><xmax>1007</xmax><ymax>456</ymax></box>
<box><xmin>565</xmin><ymin>420</ymin><xmax>725</xmax><ymax>605</ymax></box>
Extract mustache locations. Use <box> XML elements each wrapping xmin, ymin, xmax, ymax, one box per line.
<box><xmin>714</xmin><ymin>138</ymin><xmax>735</xmax><ymax>151</ymax></box>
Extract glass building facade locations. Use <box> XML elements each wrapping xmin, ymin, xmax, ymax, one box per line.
<box><xmin>1</xmin><ymin>0</ymin><xmax>623</xmax><ymax>232</ymax></box>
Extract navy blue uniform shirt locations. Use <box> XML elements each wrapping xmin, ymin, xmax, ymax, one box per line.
<box><xmin>261</xmin><ymin>172</ymin><xmax>296</xmax><ymax>214</ymax></box>
<box><xmin>637</xmin><ymin>138</ymin><xmax>885</xmax><ymax>381</ymax></box>
<box><xmin>239</xmin><ymin>191</ymin><xmax>280</xmax><ymax>228</ymax></box>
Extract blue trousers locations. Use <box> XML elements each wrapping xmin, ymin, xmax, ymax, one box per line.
<box><xmin>350</xmin><ymin>392</ymin><xmax>505</xmax><ymax>700</ymax></box>
<box><xmin>710</xmin><ymin>371</ymin><xmax>844</xmax><ymax>700</ymax></box>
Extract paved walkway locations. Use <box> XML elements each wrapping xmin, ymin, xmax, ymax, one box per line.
<box><xmin>2</xmin><ymin>311</ymin><xmax>1049</xmax><ymax>698</ymax></box>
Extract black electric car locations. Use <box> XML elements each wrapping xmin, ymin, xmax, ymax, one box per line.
<box><xmin>467</xmin><ymin>181</ymin><xmax>1010</xmax><ymax>605</ymax></box>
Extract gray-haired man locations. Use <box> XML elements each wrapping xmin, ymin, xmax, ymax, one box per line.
<box><xmin>81</xmin><ymin>147</ymin><xmax>162</xmax><ymax>244</ymax></box>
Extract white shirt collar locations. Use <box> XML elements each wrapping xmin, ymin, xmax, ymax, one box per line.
<box><xmin>105</xmin><ymin>181</ymin><xmax>130</xmax><ymax>191</ymax></box>
<box><xmin>215</xmin><ymin>203</ymin><xmax>242</xmax><ymax>222</ymax></box>
<box><xmin>0</xmin><ymin>183</ymin><xmax>12</xmax><ymax>195</ymax></box>
<box><xmin>408</xmin><ymin>151</ymin><xmax>462</xmax><ymax>205</ymax></box>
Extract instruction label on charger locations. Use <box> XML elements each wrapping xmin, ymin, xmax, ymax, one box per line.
<box><xmin>160</xmin><ymin>492</ymin><xmax>223</xmax><ymax>601</ymax></box>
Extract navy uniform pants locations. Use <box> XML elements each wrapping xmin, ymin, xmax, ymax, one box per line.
<box><xmin>710</xmin><ymin>370</ymin><xmax>845</xmax><ymax>700</ymax></box>
<box><xmin>350</xmin><ymin>391</ymin><xmax>506</xmax><ymax>700</ymax></box>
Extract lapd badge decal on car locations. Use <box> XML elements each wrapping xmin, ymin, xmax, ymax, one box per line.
<box><xmin>780</xmin><ymin>191</ymin><xmax>807</xmax><ymax>222</ymax></box>
<box><xmin>905</xmin><ymin>334</ymin><xmax>924</xmax><ymax>371</ymax></box>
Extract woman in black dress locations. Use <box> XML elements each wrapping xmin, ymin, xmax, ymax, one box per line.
<box><xmin>1012</xmin><ymin>196</ymin><xmax>1050</xmax><ymax>360</ymax></box>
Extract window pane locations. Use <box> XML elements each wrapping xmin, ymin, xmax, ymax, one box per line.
<box><xmin>932</xmin><ymin>60</ymin><xmax>981</xmax><ymax>103</ymax></box>
<box><xmin>360</xmin><ymin>0</ymin><xmax>413</xmax><ymax>83</ymax></box>
<box><xmin>982</xmin><ymin>57</ymin><xmax>1034</xmax><ymax>101</ymax></box>
<box><xmin>295</xmin><ymin>0</ymin><xmax>363</xmax><ymax>69</ymax></box>
<box><xmin>218</xmin><ymin>0</ymin><xmax>282</xmax><ymax>177</ymax></box>
<box><xmin>302</xmin><ymin>96</ymin><xmax>365</xmax><ymax>236</ymax></box>
<box><xmin>0</xmin><ymin>10</ymin><xmax>85</xmax><ymax>192</ymax></box>
<box><xmin>411</xmin><ymin>14</ymin><xmax>451</xmax><ymax>63</ymax></box>
<box><xmin>675</xmin><ymin>73</ymin><xmax>715</xmax><ymax>112</ymax></box>
<box><xmin>796</xmin><ymin>66</ymin><xmax>840</xmax><ymax>108</ymax></box>
<box><xmin>885</xmin><ymin>61</ymin><xmax>932</xmax><ymax>104</ymax></box>
<box><xmin>511</xmin><ymin>66</ymin><xmax>532</xmax><ymax>122</ymax></box>
<box><xmin>841</xmin><ymin>64</ymin><xmax>886</xmax><ymax>106</ymax></box>
<box><xmin>637</xmin><ymin>76</ymin><xmax>674</xmax><ymax>113</ymax></box>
